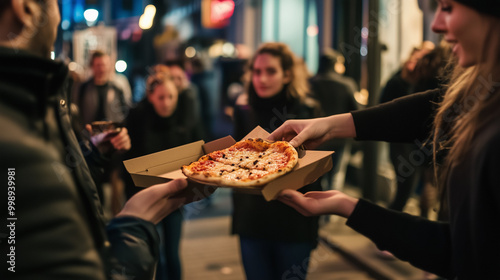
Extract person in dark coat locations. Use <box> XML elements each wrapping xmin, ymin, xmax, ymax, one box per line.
<box><xmin>309</xmin><ymin>48</ymin><xmax>360</xmax><ymax>190</ymax></box>
<box><xmin>270</xmin><ymin>1</ymin><xmax>500</xmax><ymax>279</ymax></box>
<box><xmin>123</xmin><ymin>66</ymin><xmax>205</xmax><ymax>280</ymax></box>
<box><xmin>231</xmin><ymin>42</ymin><xmax>322</xmax><ymax>280</ymax></box>
<box><xmin>379</xmin><ymin>42</ymin><xmax>434</xmax><ymax>212</ymax></box>
<box><xmin>0</xmin><ymin>2</ymin><xmax>207</xmax><ymax>279</ymax></box>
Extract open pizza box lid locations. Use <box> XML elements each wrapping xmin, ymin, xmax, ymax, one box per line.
<box><xmin>123</xmin><ymin>126</ymin><xmax>334</xmax><ymax>201</ymax></box>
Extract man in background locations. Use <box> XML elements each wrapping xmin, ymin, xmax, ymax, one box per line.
<box><xmin>309</xmin><ymin>48</ymin><xmax>360</xmax><ymax>191</ymax></box>
<box><xmin>76</xmin><ymin>50</ymin><xmax>132</xmax><ymax>126</ymax></box>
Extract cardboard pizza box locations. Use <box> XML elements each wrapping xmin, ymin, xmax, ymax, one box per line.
<box><xmin>123</xmin><ymin>126</ymin><xmax>334</xmax><ymax>201</ymax></box>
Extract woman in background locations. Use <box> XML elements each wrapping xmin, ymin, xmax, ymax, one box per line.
<box><xmin>231</xmin><ymin>42</ymin><xmax>322</xmax><ymax>280</ymax></box>
<box><xmin>122</xmin><ymin>66</ymin><xmax>204</xmax><ymax>280</ymax></box>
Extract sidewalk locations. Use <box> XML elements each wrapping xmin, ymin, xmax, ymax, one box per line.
<box><xmin>180</xmin><ymin>216</ymin><xmax>375</xmax><ymax>280</ymax></box>
<box><xmin>179</xmin><ymin>188</ymin><xmax>432</xmax><ymax>280</ymax></box>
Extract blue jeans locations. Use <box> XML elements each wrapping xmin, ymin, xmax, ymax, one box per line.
<box><xmin>155</xmin><ymin>209</ymin><xmax>183</xmax><ymax>280</ymax></box>
<box><xmin>239</xmin><ymin>236</ymin><xmax>314</xmax><ymax>280</ymax></box>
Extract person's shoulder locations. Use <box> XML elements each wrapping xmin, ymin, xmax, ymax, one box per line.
<box><xmin>0</xmin><ymin>103</ymin><xmax>53</xmax><ymax>163</ymax></box>
<box><xmin>476</xmin><ymin>116</ymin><xmax>500</xmax><ymax>152</ymax></box>
<box><xmin>181</xmin><ymin>84</ymin><xmax>199</xmax><ymax>99</ymax></box>
<box><xmin>472</xmin><ymin>116</ymin><xmax>500</xmax><ymax>188</ymax></box>
<box><xmin>297</xmin><ymin>96</ymin><xmax>322</xmax><ymax>117</ymax></box>
<box><xmin>313</xmin><ymin>73</ymin><xmax>357</xmax><ymax>92</ymax></box>
<box><xmin>331</xmin><ymin>74</ymin><xmax>358</xmax><ymax>92</ymax></box>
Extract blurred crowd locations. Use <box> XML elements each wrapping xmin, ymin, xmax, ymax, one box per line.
<box><xmin>64</xmin><ymin>35</ymin><xmax>453</xmax><ymax>279</ymax></box>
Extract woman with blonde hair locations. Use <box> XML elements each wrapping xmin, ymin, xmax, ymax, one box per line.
<box><xmin>231</xmin><ymin>42</ymin><xmax>321</xmax><ymax>280</ymax></box>
<box><xmin>269</xmin><ymin>1</ymin><xmax>500</xmax><ymax>279</ymax></box>
<box><xmin>122</xmin><ymin>65</ymin><xmax>204</xmax><ymax>280</ymax></box>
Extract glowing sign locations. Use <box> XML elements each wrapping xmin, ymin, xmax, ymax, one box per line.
<box><xmin>202</xmin><ymin>0</ymin><xmax>235</xmax><ymax>29</ymax></box>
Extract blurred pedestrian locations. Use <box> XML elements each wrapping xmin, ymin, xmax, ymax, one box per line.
<box><xmin>232</xmin><ymin>42</ymin><xmax>322</xmax><ymax>280</ymax></box>
<box><xmin>122</xmin><ymin>65</ymin><xmax>205</xmax><ymax>280</ymax></box>
<box><xmin>410</xmin><ymin>42</ymin><xmax>453</xmax><ymax>219</ymax></box>
<box><xmin>270</xmin><ymin>1</ymin><xmax>500</xmax><ymax>278</ymax></box>
<box><xmin>379</xmin><ymin>42</ymin><xmax>435</xmax><ymax>212</ymax></box>
<box><xmin>165</xmin><ymin>60</ymin><xmax>202</xmax><ymax>131</ymax></box>
<box><xmin>309</xmin><ymin>48</ymin><xmax>360</xmax><ymax>191</ymax></box>
<box><xmin>76</xmin><ymin>50</ymin><xmax>131</xmax><ymax>126</ymax></box>
<box><xmin>75</xmin><ymin>50</ymin><xmax>134</xmax><ymax>211</ymax></box>
<box><xmin>190</xmin><ymin>57</ymin><xmax>217</xmax><ymax>140</ymax></box>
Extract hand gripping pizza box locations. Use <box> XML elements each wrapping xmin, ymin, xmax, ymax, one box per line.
<box><xmin>123</xmin><ymin>126</ymin><xmax>334</xmax><ymax>201</ymax></box>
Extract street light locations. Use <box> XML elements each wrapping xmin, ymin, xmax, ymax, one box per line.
<box><xmin>139</xmin><ymin>5</ymin><xmax>156</xmax><ymax>30</ymax></box>
<box><xmin>84</xmin><ymin>9</ymin><xmax>99</xmax><ymax>26</ymax></box>
<box><xmin>115</xmin><ymin>60</ymin><xmax>128</xmax><ymax>73</ymax></box>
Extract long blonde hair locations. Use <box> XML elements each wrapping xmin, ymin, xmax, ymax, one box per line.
<box><xmin>433</xmin><ymin>19</ymin><xmax>500</xmax><ymax>192</ymax></box>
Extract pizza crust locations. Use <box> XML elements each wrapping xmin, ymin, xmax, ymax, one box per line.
<box><xmin>181</xmin><ymin>138</ymin><xmax>298</xmax><ymax>187</ymax></box>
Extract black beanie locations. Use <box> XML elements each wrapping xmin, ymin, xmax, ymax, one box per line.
<box><xmin>453</xmin><ymin>0</ymin><xmax>500</xmax><ymax>18</ymax></box>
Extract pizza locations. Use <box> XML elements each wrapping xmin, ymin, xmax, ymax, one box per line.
<box><xmin>181</xmin><ymin>138</ymin><xmax>298</xmax><ymax>187</ymax></box>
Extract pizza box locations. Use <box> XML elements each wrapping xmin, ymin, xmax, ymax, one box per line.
<box><xmin>123</xmin><ymin>126</ymin><xmax>334</xmax><ymax>201</ymax></box>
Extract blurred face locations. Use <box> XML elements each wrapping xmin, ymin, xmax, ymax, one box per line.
<box><xmin>169</xmin><ymin>65</ymin><xmax>187</xmax><ymax>92</ymax></box>
<box><xmin>147</xmin><ymin>81</ymin><xmax>179</xmax><ymax>118</ymax></box>
<box><xmin>405</xmin><ymin>48</ymin><xmax>432</xmax><ymax>72</ymax></box>
<box><xmin>432</xmin><ymin>0</ymin><xmax>489</xmax><ymax>67</ymax></box>
<box><xmin>91</xmin><ymin>55</ymin><xmax>111</xmax><ymax>84</ymax></box>
<box><xmin>251</xmin><ymin>53</ymin><xmax>291</xmax><ymax>98</ymax></box>
<box><xmin>401</xmin><ymin>47</ymin><xmax>432</xmax><ymax>83</ymax></box>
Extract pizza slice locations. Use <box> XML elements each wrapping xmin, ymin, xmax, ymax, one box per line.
<box><xmin>181</xmin><ymin>138</ymin><xmax>298</xmax><ymax>187</ymax></box>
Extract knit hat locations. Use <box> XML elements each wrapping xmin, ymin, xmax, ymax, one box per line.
<box><xmin>454</xmin><ymin>0</ymin><xmax>500</xmax><ymax>18</ymax></box>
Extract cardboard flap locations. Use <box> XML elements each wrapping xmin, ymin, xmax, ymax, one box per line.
<box><xmin>295</xmin><ymin>150</ymin><xmax>334</xmax><ymax>168</ymax></box>
<box><xmin>203</xmin><ymin>135</ymin><xmax>236</xmax><ymax>154</ymax></box>
<box><xmin>123</xmin><ymin>140</ymin><xmax>205</xmax><ymax>173</ymax></box>
<box><xmin>262</xmin><ymin>154</ymin><xmax>333</xmax><ymax>201</ymax></box>
<box><xmin>242</xmin><ymin>126</ymin><xmax>270</xmax><ymax>140</ymax></box>
<box><xmin>129</xmin><ymin>173</ymin><xmax>169</xmax><ymax>188</ymax></box>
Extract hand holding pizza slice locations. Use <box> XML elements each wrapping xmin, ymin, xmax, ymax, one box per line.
<box><xmin>181</xmin><ymin>138</ymin><xmax>298</xmax><ymax>187</ymax></box>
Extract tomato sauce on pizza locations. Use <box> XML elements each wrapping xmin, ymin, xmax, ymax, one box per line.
<box><xmin>181</xmin><ymin>138</ymin><xmax>298</xmax><ymax>187</ymax></box>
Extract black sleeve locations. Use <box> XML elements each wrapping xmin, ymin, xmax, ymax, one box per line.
<box><xmin>106</xmin><ymin>216</ymin><xmax>160</xmax><ymax>280</ymax></box>
<box><xmin>351</xmin><ymin>89</ymin><xmax>443</xmax><ymax>143</ymax></box>
<box><xmin>346</xmin><ymin>199</ymin><xmax>453</xmax><ymax>279</ymax></box>
<box><xmin>80</xmin><ymin>140</ymin><xmax>110</xmax><ymax>202</ymax></box>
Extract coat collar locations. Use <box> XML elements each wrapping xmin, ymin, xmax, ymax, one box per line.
<box><xmin>0</xmin><ymin>46</ymin><xmax>69</xmax><ymax>118</ymax></box>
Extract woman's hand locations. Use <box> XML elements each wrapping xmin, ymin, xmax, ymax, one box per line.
<box><xmin>268</xmin><ymin>113</ymin><xmax>356</xmax><ymax>149</ymax></box>
<box><xmin>117</xmin><ymin>179</ymin><xmax>215</xmax><ymax>224</ymax></box>
<box><xmin>277</xmin><ymin>189</ymin><xmax>359</xmax><ymax>218</ymax></box>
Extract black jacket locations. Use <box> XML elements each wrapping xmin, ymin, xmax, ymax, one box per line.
<box><xmin>123</xmin><ymin>98</ymin><xmax>204</xmax><ymax>198</ymax></box>
<box><xmin>231</xmin><ymin>90</ymin><xmax>322</xmax><ymax>244</ymax></box>
<box><xmin>0</xmin><ymin>47</ymin><xmax>159</xmax><ymax>280</ymax></box>
<box><xmin>348</xmin><ymin>89</ymin><xmax>500</xmax><ymax>279</ymax></box>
